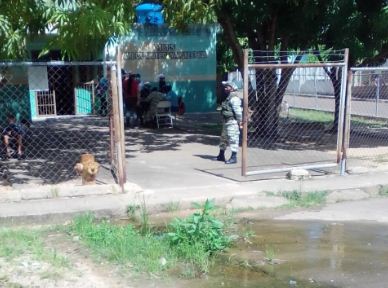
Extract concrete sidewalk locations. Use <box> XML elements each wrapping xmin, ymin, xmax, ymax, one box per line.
<box><xmin>2</xmin><ymin>115</ymin><xmax>388</xmax><ymax>223</ymax></box>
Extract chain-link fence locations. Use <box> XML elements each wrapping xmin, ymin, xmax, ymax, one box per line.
<box><xmin>242</xmin><ymin>49</ymin><xmax>348</xmax><ymax>176</ymax></box>
<box><xmin>0</xmin><ymin>61</ymin><xmax>125</xmax><ymax>187</ymax></box>
<box><xmin>345</xmin><ymin>67</ymin><xmax>388</xmax><ymax>168</ymax></box>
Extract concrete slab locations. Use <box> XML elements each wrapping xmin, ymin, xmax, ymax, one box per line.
<box><xmin>3</xmin><ymin>113</ymin><xmax>388</xmax><ymax>222</ymax></box>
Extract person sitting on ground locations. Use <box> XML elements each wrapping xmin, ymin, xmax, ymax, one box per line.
<box><xmin>2</xmin><ymin>114</ymin><xmax>24</xmax><ymax>160</ymax></box>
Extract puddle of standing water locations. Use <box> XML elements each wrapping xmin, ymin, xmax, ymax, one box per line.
<box><xmin>175</xmin><ymin>220</ymin><xmax>388</xmax><ymax>288</ymax></box>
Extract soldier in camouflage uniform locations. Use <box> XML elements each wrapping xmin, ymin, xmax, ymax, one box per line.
<box><xmin>215</xmin><ymin>81</ymin><xmax>242</xmax><ymax>164</ymax></box>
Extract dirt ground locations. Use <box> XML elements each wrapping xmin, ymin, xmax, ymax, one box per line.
<box><xmin>0</xmin><ymin>231</ymin><xmax>127</xmax><ymax>288</ymax></box>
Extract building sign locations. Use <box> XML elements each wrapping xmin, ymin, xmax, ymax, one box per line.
<box><xmin>118</xmin><ymin>25</ymin><xmax>218</xmax><ymax>112</ymax></box>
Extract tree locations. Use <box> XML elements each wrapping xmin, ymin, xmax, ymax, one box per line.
<box><xmin>42</xmin><ymin>0</ymin><xmax>134</xmax><ymax>60</ymax></box>
<box><xmin>0</xmin><ymin>0</ymin><xmax>135</xmax><ymax>60</ymax></box>
<box><xmin>162</xmin><ymin>0</ymin><xmax>388</xmax><ymax>136</ymax></box>
<box><xmin>0</xmin><ymin>0</ymin><xmax>47</xmax><ymax>59</ymax></box>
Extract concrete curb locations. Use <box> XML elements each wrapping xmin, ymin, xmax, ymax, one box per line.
<box><xmin>1</xmin><ymin>172</ymin><xmax>388</xmax><ymax>224</ymax></box>
<box><xmin>0</xmin><ymin>182</ymin><xmax>142</xmax><ymax>203</ymax></box>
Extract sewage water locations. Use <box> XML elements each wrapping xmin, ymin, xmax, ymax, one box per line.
<box><xmin>176</xmin><ymin>220</ymin><xmax>388</xmax><ymax>288</ymax></box>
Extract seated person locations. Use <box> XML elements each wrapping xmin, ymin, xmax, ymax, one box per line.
<box><xmin>142</xmin><ymin>87</ymin><xmax>166</xmax><ymax>127</ymax></box>
<box><xmin>2</xmin><ymin>114</ymin><xmax>24</xmax><ymax>159</ymax></box>
<box><xmin>164</xmin><ymin>85</ymin><xmax>179</xmax><ymax>113</ymax></box>
<box><xmin>137</xmin><ymin>82</ymin><xmax>152</xmax><ymax>125</ymax></box>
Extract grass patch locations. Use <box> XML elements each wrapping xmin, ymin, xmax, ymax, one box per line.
<box><xmin>280</xmin><ymin>190</ymin><xmax>328</xmax><ymax>208</ymax></box>
<box><xmin>352</xmin><ymin>116</ymin><xmax>388</xmax><ymax>129</ymax></box>
<box><xmin>0</xmin><ymin>228</ymin><xmax>69</xmax><ymax>269</ymax></box>
<box><xmin>70</xmin><ymin>200</ymin><xmax>232</xmax><ymax>278</ymax></box>
<box><xmin>71</xmin><ymin>214</ymin><xmax>172</xmax><ymax>273</ymax></box>
<box><xmin>289</xmin><ymin>107</ymin><xmax>388</xmax><ymax>128</ymax></box>
<box><xmin>289</xmin><ymin>108</ymin><xmax>333</xmax><ymax>124</ymax></box>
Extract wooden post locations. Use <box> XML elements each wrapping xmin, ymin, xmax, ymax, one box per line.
<box><xmin>110</xmin><ymin>64</ymin><xmax>125</xmax><ymax>189</ymax></box>
<box><xmin>116</xmin><ymin>46</ymin><xmax>127</xmax><ymax>186</ymax></box>
<box><xmin>242</xmin><ymin>49</ymin><xmax>249</xmax><ymax>176</ymax></box>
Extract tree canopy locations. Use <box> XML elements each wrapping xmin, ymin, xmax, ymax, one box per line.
<box><xmin>163</xmin><ymin>0</ymin><xmax>388</xmax><ymax>68</ymax></box>
<box><xmin>0</xmin><ymin>0</ymin><xmax>387</xmax><ymax>64</ymax></box>
<box><xmin>0</xmin><ymin>0</ymin><xmax>134</xmax><ymax>60</ymax></box>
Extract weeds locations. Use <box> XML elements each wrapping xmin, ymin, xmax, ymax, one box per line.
<box><xmin>168</xmin><ymin>200</ymin><xmax>231</xmax><ymax>253</ymax></box>
<box><xmin>280</xmin><ymin>190</ymin><xmax>328</xmax><ymax>208</ymax></box>
<box><xmin>126</xmin><ymin>204</ymin><xmax>140</xmax><ymax>220</ymax></box>
<box><xmin>71</xmin><ymin>200</ymin><xmax>233</xmax><ymax>278</ymax></box>
<box><xmin>379</xmin><ymin>186</ymin><xmax>388</xmax><ymax>196</ymax></box>
<box><xmin>264</xmin><ymin>245</ymin><xmax>276</xmax><ymax>262</ymax></box>
<box><xmin>166</xmin><ymin>201</ymin><xmax>181</xmax><ymax>212</ymax></box>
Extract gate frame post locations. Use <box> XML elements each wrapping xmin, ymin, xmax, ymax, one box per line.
<box><xmin>337</xmin><ymin>48</ymin><xmax>349</xmax><ymax>175</ymax></box>
<box><xmin>110</xmin><ymin>62</ymin><xmax>126</xmax><ymax>190</ymax></box>
<box><xmin>242</xmin><ymin>49</ymin><xmax>249</xmax><ymax>176</ymax></box>
<box><xmin>341</xmin><ymin>70</ymin><xmax>353</xmax><ymax>175</ymax></box>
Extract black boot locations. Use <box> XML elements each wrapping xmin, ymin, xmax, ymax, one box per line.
<box><xmin>215</xmin><ymin>150</ymin><xmax>225</xmax><ymax>161</ymax></box>
<box><xmin>225</xmin><ymin>152</ymin><xmax>237</xmax><ymax>164</ymax></box>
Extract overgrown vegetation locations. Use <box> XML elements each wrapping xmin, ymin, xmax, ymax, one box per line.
<box><xmin>280</xmin><ymin>190</ymin><xmax>328</xmax><ymax>208</ymax></box>
<box><xmin>168</xmin><ymin>200</ymin><xmax>231</xmax><ymax>253</ymax></box>
<box><xmin>70</xmin><ymin>200</ymin><xmax>232</xmax><ymax>277</ymax></box>
<box><xmin>71</xmin><ymin>214</ymin><xmax>171</xmax><ymax>273</ymax></box>
<box><xmin>167</xmin><ymin>200</ymin><xmax>231</xmax><ymax>275</ymax></box>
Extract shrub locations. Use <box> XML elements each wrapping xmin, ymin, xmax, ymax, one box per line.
<box><xmin>167</xmin><ymin>199</ymin><xmax>231</xmax><ymax>253</ymax></box>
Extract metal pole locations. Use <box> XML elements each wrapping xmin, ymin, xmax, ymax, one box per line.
<box><xmin>250</xmin><ymin>62</ymin><xmax>345</xmax><ymax>69</ymax></box>
<box><xmin>242</xmin><ymin>49</ymin><xmax>249</xmax><ymax>176</ymax></box>
<box><xmin>341</xmin><ymin>71</ymin><xmax>353</xmax><ymax>176</ymax></box>
<box><xmin>337</xmin><ymin>48</ymin><xmax>349</xmax><ymax>175</ymax></box>
<box><xmin>375</xmin><ymin>75</ymin><xmax>380</xmax><ymax>117</ymax></box>
<box><xmin>314</xmin><ymin>67</ymin><xmax>318</xmax><ymax>110</ymax></box>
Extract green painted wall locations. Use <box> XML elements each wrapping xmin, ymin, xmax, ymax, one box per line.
<box><xmin>118</xmin><ymin>25</ymin><xmax>219</xmax><ymax>113</ymax></box>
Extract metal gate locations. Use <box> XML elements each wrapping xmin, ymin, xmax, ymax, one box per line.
<box><xmin>241</xmin><ymin>49</ymin><xmax>349</xmax><ymax>176</ymax></box>
<box><xmin>344</xmin><ymin>67</ymin><xmax>388</xmax><ymax>171</ymax></box>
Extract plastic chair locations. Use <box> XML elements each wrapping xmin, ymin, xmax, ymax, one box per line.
<box><xmin>155</xmin><ymin>101</ymin><xmax>173</xmax><ymax>128</ymax></box>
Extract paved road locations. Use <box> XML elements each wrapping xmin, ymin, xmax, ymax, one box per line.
<box><xmin>284</xmin><ymin>94</ymin><xmax>388</xmax><ymax>119</ymax></box>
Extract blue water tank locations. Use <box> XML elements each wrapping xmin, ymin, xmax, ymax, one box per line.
<box><xmin>135</xmin><ymin>3</ymin><xmax>164</xmax><ymax>25</ymax></box>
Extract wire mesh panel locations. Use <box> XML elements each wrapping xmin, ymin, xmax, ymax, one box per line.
<box><xmin>347</xmin><ymin>67</ymin><xmax>388</xmax><ymax>167</ymax></box>
<box><xmin>242</xmin><ymin>50</ymin><xmax>348</xmax><ymax>176</ymax></box>
<box><xmin>0</xmin><ymin>62</ymin><xmax>123</xmax><ymax>187</ymax></box>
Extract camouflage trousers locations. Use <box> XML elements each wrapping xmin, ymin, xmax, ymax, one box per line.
<box><xmin>219</xmin><ymin>119</ymin><xmax>240</xmax><ymax>152</ymax></box>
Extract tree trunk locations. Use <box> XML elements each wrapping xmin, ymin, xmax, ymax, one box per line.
<box><xmin>249</xmin><ymin>53</ymin><xmax>302</xmax><ymax>143</ymax></box>
<box><xmin>326</xmin><ymin>67</ymin><xmax>342</xmax><ymax>133</ymax></box>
